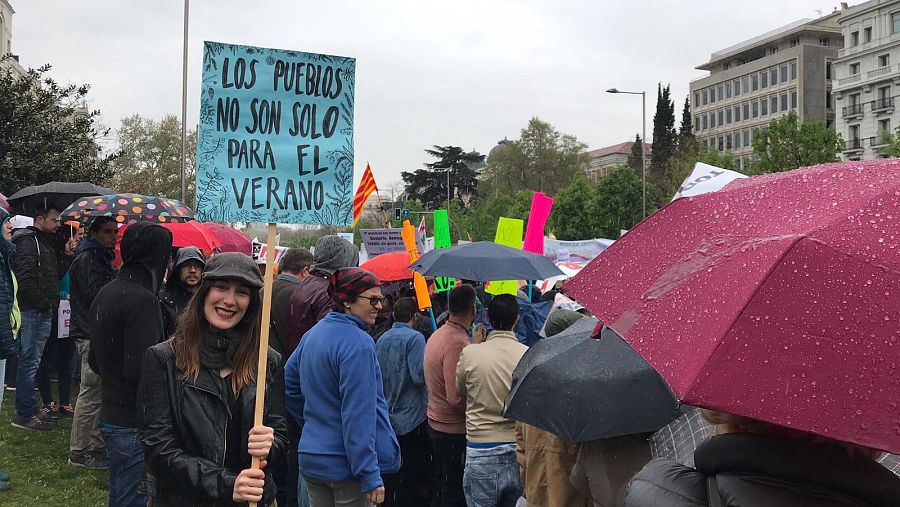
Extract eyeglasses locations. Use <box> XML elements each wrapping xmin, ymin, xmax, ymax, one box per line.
<box><xmin>358</xmin><ymin>295</ymin><xmax>386</xmax><ymax>307</ymax></box>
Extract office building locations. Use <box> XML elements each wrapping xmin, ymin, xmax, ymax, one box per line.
<box><xmin>690</xmin><ymin>14</ymin><xmax>842</xmax><ymax>169</ymax></box>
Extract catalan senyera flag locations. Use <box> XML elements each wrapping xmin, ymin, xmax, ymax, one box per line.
<box><xmin>352</xmin><ymin>164</ymin><xmax>379</xmax><ymax>225</ymax></box>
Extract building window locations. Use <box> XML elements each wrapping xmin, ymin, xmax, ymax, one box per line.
<box><xmin>734</xmin><ymin>105</ymin><xmax>741</xmax><ymax>122</ymax></box>
<box><xmin>780</xmin><ymin>65</ymin><xmax>788</xmax><ymax>83</ymax></box>
<box><xmin>769</xmin><ymin>47</ymin><xmax>778</xmax><ymax>56</ymax></box>
<box><xmin>819</xmin><ymin>37</ymin><xmax>830</xmax><ymax>46</ymax></box>
<box><xmin>743</xmin><ymin>130</ymin><xmax>750</xmax><ymax>147</ymax></box>
<box><xmin>726</xmin><ymin>134</ymin><xmax>733</xmax><ymax>149</ymax></box>
<box><xmin>718</xmin><ymin>110</ymin><xmax>724</xmax><ymax>125</ymax></box>
<box><xmin>771</xmin><ymin>68</ymin><xmax>778</xmax><ymax>86</ymax></box>
<box><xmin>864</xmin><ymin>27</ymin><xmax>872</xmax><ymax>43</ymax></box>
<box><xmin>849</xmin><ymin>125</ymin><xmax>860</xmax><ymax>142</ymax></box>
<box><xmin>761</xmin><ymin>71</ymin><xmax>768</xmax><ymax>88</ymax></box>
<box><xmin>718</xmin><ymin>136</ymin><xmax>724</xmax><ymax>151</ymax></box>
<box><xmin>791</xmin><ymin>91</ymin><xmax>798</xmax><ymax>109</ymax></box>
<box><xmin>761</xmin><ymin>98</ymin><xmax>768</xmax><ymax>116</ymax></box>
<box><xmin>703</xmin><ymin>90</ymin><xmax>708</xmax><ymax>105</ymax></box>
<box><xmin>771</xmin><ymin>96</ymin><xmax>778</xmax><ymax>113</ymax></box>
<box><xmin>695</xmin><ymin>92</ymin><xmax>701</xmax><ymax>107</ymax></box>
<box><xmin>734</xmin><ymin>132</ymin><xmax>741</xmax><ymax>148</ymax></box>
<box><xmin>726</xmin><ymin>108</ymin><xmax>732</xmax><ymax>124</ymax></box>
<box><xmin>879</xmin><ymin>118</ymin><xmax>891</xmax><ymax>135</ymax></box>
<box><xmin>826</xmin><ymin>62</ymin><xmax>832</xmax><ymax>80</ymax></box>
<box><xmin>851</xmin><ymin>31</ymin><xmax>859</xmax><ymax>47</ymax></box>
<box><xmin>726</xmin><ymin>83</ymin><xmax>732</xmax><ymax>99</ymax></box>
<box><xmin>724</xmin><ymin>62</ymin><xmax>731</xmax><ymax>70</ymax></box>
<box><xmin>879</xmin><ymin>54</ymin><xmax>891</xmax><ymax>68</ymax></box>
<box><xmin>710</xmin><ymin>113</ymin><xmax>715</xmax><ymax>128</ymax></box>
<box><xmin>850</xmin><ymin>62</ymin><xmax>861</xmax><ymax>75</ymax></box>
<box><xmin>734</xmin><ymin>79</ymin><xmax>741</xmax><ymax>96</ymax></box>
<box><xmin>791</xmin><ymin>62</ymin><xmax>798</xmax><ymax>80</ymax></box>
<box><xmin>781</xmin><ymin>94</ymin><xmax>788</xmax><ymax>111</ymax></box>
<box><xmin>893</xmin><ymin>12</ymin><xmax>900</xmax><ymax>33</ymax></box>
<box><xmin>718</xmin><ymin>85</ymin><xmax>724</xmax><ymax>101</ymax></box>
<box><xmin>742</xmin><ymin>76</ymin><xmax>750</xmax><ymax>93</ymax></box>
<box><xmin>752</xmin><ymin>74</ymin><xmax>759</xmax><ymax>91</ymax></box>
<box><xmin>711</xmin><ymin>87</ymin><xmax>717</xmax><ymax>103</ymax></box>
<box><xmin>827</xmin><ymin>91</ymin><xmax>833</xmax><ymax>109</ymax></box>
<box><xmin>695</xmin><ymin>115</ymin><xmax>700</xmax><ymax>131</ymax></box>
<box><xmin>752</xmin><ymin>101</ymin><xmax>759</xmax><ymax>118</ymax></box>
<box><xmin>743</xmin><ymin>102</ymin><xmax>750</xmax><ymax>119</ymax></box>
<box><xmin>790</xmin><ymin>38</ymin><xmax>800</xmax><ymax>47</ymax></box>
<box><xmin>702</xmin><ymin>115</ymin><xmax>708</xmax><ymax>130</ymax></box>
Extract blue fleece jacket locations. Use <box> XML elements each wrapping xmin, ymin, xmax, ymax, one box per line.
<box><xmin>285</xmin><ymin>311</ymin><xmax>401</xmax><ymax>493</ymax></box>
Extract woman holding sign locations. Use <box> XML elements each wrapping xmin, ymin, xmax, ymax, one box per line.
<box><xmin>285</xmin><ymin>267</ymin><xmax>401</xmax><ymax>506</ymax></box>
<box><xmin>137</xmin><ymin>253</ymin><xmax>288</xmax><ymax>506</ymax></box>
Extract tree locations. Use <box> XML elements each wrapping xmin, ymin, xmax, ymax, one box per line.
<box><xmin>650</xmin><ymin>83</ymin><xmax>677</xmax><ymax>182</ymax></box>
<box><xmin>0</xmin><ymin>62</ymin><xmax>117</xmax><ymax>193</ymax></box>
<box><xmin>481</xmin><ymin>118</ymin><xmax>589</xmax><ymax>196</ymax></box>
<box><xmin>550</xmin><ymin>172</ymin><xmax>598</xmax><ymax>240</ymax></box>
<box><xmin>401</xmin><ymin>146</ymin><xmax>485</xmax><ymax>210</ymax></box>
<box><xmin>106</xmin><ymin>114</ymin><xmax>197</xmax><ymax>203</ymax></box>
<box><xmin>751</xmin><ymin>111</ymin><xmax>843</xmax><ymax>174</ymax></box>
<box><xmin>592</xmin><ymin>167</ymin><xmax>645</xmax><ymax>239</ymax></box>
<box><xmin>876</xmin><ymin>125</ymin><xmax>900</xmax><ymax>157</ymax></box>
<box><xmin>627</xmin><ymin>133</ymin><xmax>645</xmax><ymax>173</ymax></box>
<box><xmin>677</xmin><ymin>95</ymin><xmax>697</xmax><ymax>158</ymax></box>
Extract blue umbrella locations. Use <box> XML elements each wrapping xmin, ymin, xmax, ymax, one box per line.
<box><xmin>409</xmin><ymin>241</ymin><xmax>563</xmax><ymax>282</ymax></box>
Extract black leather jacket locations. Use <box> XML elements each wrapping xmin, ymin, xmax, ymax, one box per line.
<box><xmin>137</xmin><ymin>342</ymin><xmax>288</xmax><ymax>507</ymax></box>
<box><xmin>624</xmin><ymin>433</ymin><xmax>900</xmax><ymax>507</ymax></box>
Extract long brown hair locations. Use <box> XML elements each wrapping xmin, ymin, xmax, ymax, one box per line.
<box><xmin>170</xmin><ymin>278</ymin><xmax>262</xmax><ymax>395</ymax></box>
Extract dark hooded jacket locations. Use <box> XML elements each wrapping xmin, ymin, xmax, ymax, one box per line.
<box><xmin>0</xmin><ymin>209</ymin><xmax>18</xmax><ymax>359</ymax></box>
<box><xmin>69</xmin><ymin>237</ymin><xmax>117</xmax><ymax>340</ymax></box>
<box><xmin>623</xmin><ymin>433</ymin><xmax>900</xmax><ymax>507</ymax></box>
<box><xmin>11</xmin><ymin>225</ymin><xmax>59</xmax><ymax>313</ymax></box>
<box><xmin>160</xmin><ymin>247</ymin><xmax>206</xmax><ymax>339</ymax></box>
<box><xmin>90</xmin><ymin>222</ymin><xmax>173</xmax><ymax>428</ymax></box>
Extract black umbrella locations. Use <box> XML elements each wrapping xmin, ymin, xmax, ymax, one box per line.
<box><xmin>409</xmin><ymin>241</ymin><xmax>563</xmax><ymax>281</ymax></box>
<box><xmin>8</xmin><ymin>182</ymin><xmax>117</xmax><ymax>217</ymax></box>
<box><xmin>504</xmin><ymin>319</ymin><xmax>684</xmax><ymax>443</ymax></box>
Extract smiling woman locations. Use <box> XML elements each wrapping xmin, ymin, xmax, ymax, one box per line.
<box><xmin>137</xmin><ymin>252</ymin><xmax>289</xmax><ymax>507</ymax></box>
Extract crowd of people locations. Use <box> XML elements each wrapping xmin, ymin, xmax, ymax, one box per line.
<box><xmin>0</xmin><ymin>206</ymin><xmax>898</xmax><ymax>507</ymax></box>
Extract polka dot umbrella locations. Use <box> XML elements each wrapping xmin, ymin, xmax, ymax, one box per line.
<box><xmin>60</xmin><ymin>193</ymin><xmax>195</xmax><ymax>225</ymax></box>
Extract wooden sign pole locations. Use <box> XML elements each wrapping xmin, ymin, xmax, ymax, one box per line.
<box><xmin>250</xmin><ymin>222</ymin><xmax>277</xmax><ymax>507</ymax></box>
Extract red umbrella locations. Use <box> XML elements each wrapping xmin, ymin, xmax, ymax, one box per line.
<box><xmin>202</xmin><ymin>222</ymin><xmax>252</xmax><ymax>256</ymax></box>
<box><xmin>360</xmin><ymin>251</ymin><xmax>416</xmax><ymax>282</ymax></box>
<box><xmin>566</xmin><ymin>159</ymin><xmax>900</xmax><ymax>454</ymax></box>
<box><xmin>160</xmin><ymin>221</ymin><xmax>223</xmax><ymax>255</ymax></box>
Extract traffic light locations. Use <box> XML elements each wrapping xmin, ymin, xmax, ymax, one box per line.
<box><xmin>394</xmin><ymin>208</ymin><xmax>402</xmax><ymax>221</ymax></box>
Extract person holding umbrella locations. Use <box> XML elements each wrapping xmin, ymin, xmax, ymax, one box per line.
<box><xmin>284</xmin><ymin>267</ymin><xmax>400</xmax><ymax>506</ymax></box>
<box><xmin>11</xmin><ymin>205</ymin><xmax>61</xmax><ymax>431</ymax></box>
<box><xmin>623</xmin><ymin>409</ymin><xmax>900</xmax><ymax>505</ymax></box>
<box><xmin>137</xmin><ymin>252</ymin><xmax>288</xmax><ymax>506</ymax></box>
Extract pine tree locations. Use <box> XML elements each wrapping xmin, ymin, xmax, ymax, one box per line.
<box><xmin>627</xmin><ymin>133</ymin><xmax>644</xmax><ymax>173</ymax></box>
<box><xmin>677</xmin><ymin>95</ymin><xmax>698</xmax><ymax>158</ymax></box>
<box><xmin>650</xmin><ymin>83</ymin><xmax>677</xmax><ymax>182</ymax></box>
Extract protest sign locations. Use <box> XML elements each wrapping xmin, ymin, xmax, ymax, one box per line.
<box><xmin>486</xmin><ymin>217</ymin><xmax>524</xmax><ymax>296</ymax></box>
<box><xmin>195</xmin><ymin>41</ymin><xmax>356</xmax><ymax>225</ymax></box>
<box><xmin>543</xmin><ymin>237</ymin><xmax>614</xmax><ymax>263</ymax></box>
<box><xmin>58</xmin><ymin>300</ymin><xmax>71</xmax><ymax>339</ymax></box>
<box><xmin>432</xmin><ymin>209</ymin><xmax>455</xmax><ymax>293</ymax></box>
<box><xmin>523</xmin><ymin>192</ymin><xmax>553</xmax><ymax>254</ymax></box>
<box><xmin>400</xmin><ymin>220</ymin><xmax>433</xmax><ymax>312</ymax></box>
<box><xmin>672</xmin><ymin>162</ymin><xmax>747</xmax><ymax>200</ymax></box>
<box><xmin>360</xmin><ymin>228</ymin><xmax>406</xmax><ymax>256</ymax></box>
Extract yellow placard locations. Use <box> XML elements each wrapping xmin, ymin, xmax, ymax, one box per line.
<box><xmin>401</xmin><ymin>220</ymin><xmax>433</xmax><ymax>311</ymax></box>
<box><xmin>485</xmin><ymin>217</ymin><xmax>524</xmax><ymax>296</ymax></box>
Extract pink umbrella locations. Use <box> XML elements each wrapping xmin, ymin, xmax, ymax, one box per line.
<box><xmin>201</xmin><ymin>222</ymin><xmax>252</xmax><ymax>255</ymax></box>
<box><xmin>567</xmin><ymin>159</ymin><xmax>900</xmax><ymax>454</ymax></box>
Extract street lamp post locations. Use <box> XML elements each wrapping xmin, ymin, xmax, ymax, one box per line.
<box><xmin>606</xmin><ymin>88</ymin><xmax>647</xmax><ymax>218</ymax></box>
<box><xmin>181</xmin><ymin>0</ymin><xmax>190</xmax><ymax>204</ymax></box>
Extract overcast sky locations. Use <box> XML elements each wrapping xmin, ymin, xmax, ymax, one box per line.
<box><xmin>12</xmin><ymin>0</ymin><xmax>840</xmax><ymax>189</ymax></box>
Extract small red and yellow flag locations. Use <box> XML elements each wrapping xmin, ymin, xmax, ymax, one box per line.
<box><xmin>352</xmin><ymin>164</ymin><xmax>379</xmax><ymax>225</ymax></box>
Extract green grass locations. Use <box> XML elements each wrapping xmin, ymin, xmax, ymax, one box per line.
<box><xmin>0</xmin><ymin>388</ymin><xmax>108</xmax><ymax>506</ymax></box>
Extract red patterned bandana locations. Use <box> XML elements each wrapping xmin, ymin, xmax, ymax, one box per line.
<box><xmin>329</xmin><ymin>267</ymin><xmax>381</xmax><ymax>309</ymax></box>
